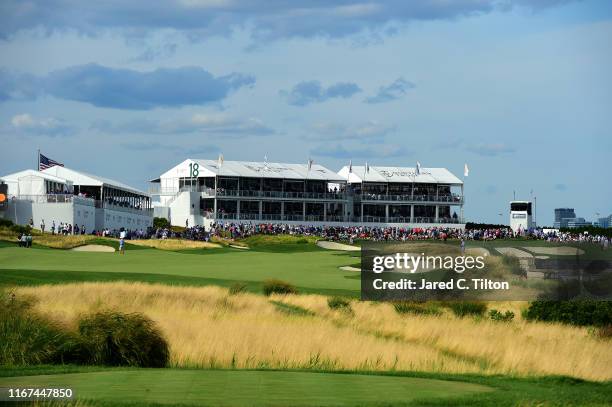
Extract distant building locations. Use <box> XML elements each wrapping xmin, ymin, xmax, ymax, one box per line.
<box><xmin>595</xmin><ymin>214</ymin><xmax>612</xmax><ymax>228</ymax></box>
<box><xmin>564</xmin><ymin>217</ymin><xmax>592</xmax><ymax>228</ymax></box>
<box><xmin>553</xmin><ymin>208</ymin><xmax>576</xmax><ymax>228</ymax></box>
<box><xmin>510</xmin><ymin>201</ymin><xmax>534</xmax><ymax>232</ymax></box>
<box><xmin>553</xmin><ymin>207</ymin><xmax>598</xmax><ymax>228</ymax></box>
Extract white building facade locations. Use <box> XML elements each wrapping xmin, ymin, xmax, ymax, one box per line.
<box><xmin>338</xmin><ymin>165</ymin><xmax>464</xmax><ymax>227</ymax></box>
<box><xmin>1</xmin><ymin>167</ymin><xmax>153</xmax><ymax>232</ymax></box>
<box><xmin>509</xmin><ymin>201</ymin><xmax>534</xmax><ymax>232</ymax></box>
<box><xmin>151</xmin><ymin>159</ymin><xmax>465</xmax><ymax>229</ymax></box>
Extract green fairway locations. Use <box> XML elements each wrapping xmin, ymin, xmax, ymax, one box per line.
<box><xmin>0</xmin><ymin>368</ymin><xmax>492</xmax><ymax>406</ymax></box>
<box><xmin>0</xmin><ymin>244</ymin><xmax>360</xmax><ymax>294</ymax></box>
<box><xmin>1</xmin><ymin>367</ymin><xmax>611</xmax><ymax>407</ymax></box>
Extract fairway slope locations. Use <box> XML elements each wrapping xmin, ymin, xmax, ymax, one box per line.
<box><xmin>0</xmin><ymin>369</ymin><xmax>492</xmax><ymax>406</ymax></box>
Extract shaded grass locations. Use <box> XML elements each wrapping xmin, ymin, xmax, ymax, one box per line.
<box><xmin>270</xmin><ymin>300</ymin><xmax>315</xmax><ymax>317</ymax></box>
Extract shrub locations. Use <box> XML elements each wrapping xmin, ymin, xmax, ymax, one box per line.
<box><xmin>393</xmin><ymin>301</ymin><xmax>442</xmax><ymax>316</ymax></box>
<box><xmin>0</xmin><ymin>218</ymin><xmax>13</xmax><ymax>228</ymax></box>
<box><xmin>445</xmin><ymin>301</ymin><xmax>487</xmax><ymax>318</ymax></box>
<box><xmin>263</xmin><ymin>280</ymin><xmax>298</xmax><ymax>296</ymax></box>
<box><xmin>594</xmin><ymin>325</ymin><xmax>612</xmax><ymax>340</ymax></box>
<box><xmin>489</xmin><ymin>309</ymin><xmax>515</xmax><ymax>322</ymax></box>
<box><xmin>229</xmin><ymin>282</ymin><xmax>248</xmax><ymax>295</ymax></box>
<box><xmin>153</xmin><ymin>217</ymin><xmax>170</xmax><ymax>229</ymax></box>
<box><xmin>328</xmin><ymin>297</ymin><xmax>351</xmax><ymax>311</ymax></box>
<box><xmin>0</xmin><ymin>293</ymin><xmax>79</xmax><ymax>365</ymax></box>
<box><xmin>10</xmin><ymin>224</ymin><xmax>31</xmax><ymax>235</ymax></box>
<box><xmin>523</xmin><ymin>300</ymin><xmax>612</xmax><ymax>327</ymax></box>
<box><xmin>77</xmin><ymin>311</ymin><xmax>169</xmax><ymax>368</ymax></box>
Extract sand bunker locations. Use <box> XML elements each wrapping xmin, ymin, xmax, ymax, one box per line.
<box><xmin>339</xmin><ymin>266</ymin><xmax>361</xmax><ymax>272</ymax></box>
<box><xmin>317</xmin><ymin>241</ymin><xmax>360</xmax><ymax>251</ymax></box>
<box><xmin>523</xmin><ymin>246</ymin><xmax>585</xmax><ymax>256</ymax></box>
<box><xmin>71</xmin><ymin>244</ymin><xmax>115</xmax><ymax>253</ymax></box>
<box><xmin>230</xmin><ymin>245</ymin><xmax>249</xmax><ymax>250</ymax></box>
<box><xmin>496</xmin><ymin>247</ymin><xmax>533</xmax><ymax>258</ymax></box>
<box><xmin>466</xmin><ymin>247</ymin><xmax>490</xmax><ymax>257</ymax></box>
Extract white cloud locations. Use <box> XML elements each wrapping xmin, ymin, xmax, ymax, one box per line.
<box><xmin>92</xmin><ymin>113</ymin><xmax>275</xmax><ymax>137</ymax></box>
<box><xmin>10</xmin><ymin>113</ymin><xmax>73</xmax><ymax>136</ymax></box>
<box><xmin>306</xmin><ymin>120</ymin><xmax>395</xmax><ymax>142</ymax></box>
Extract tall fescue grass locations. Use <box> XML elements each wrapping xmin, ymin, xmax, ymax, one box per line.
<box><xmin>0</xmin><ymin>293</ymin><xmax>77</xmax><ymax>365</ymax></box>
<box><xmin>0</xmin><ymin>291</ymin><xmax>169</xmax><ymax>368</ymax></box>
<box><xmin>78</xmin><ymin>311</ymin><xmax>169</xmax><ymax>367</ymax></box>
<box><xmin>15</xmin><ymin>282</ymin><xmax>612</xmax><ymax>381</ymax></box>
<box><xmin>126</xmin><ymin>239</ymin><xmax>221</xmax><ymax>250</ymax></box>
<box><xmin>0</xmin><ymin>226</ymin><xmax>104</xmax><ymax>249</ymax></box>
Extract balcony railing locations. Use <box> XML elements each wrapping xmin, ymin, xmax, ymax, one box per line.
<box><xmin>96</xmin><ymin>201</ymin><xmax>153</xmax><ymax>215</ymax></box>
<box><xmin>201</xmin><ymin>211</ymin><xmax>464</xmax><ymax>224</ymax></box>
<box><xmin>360</xmin><ymin>193</ymin><xmax>463</xmax><ymax>203</ymax></box>
<box><xmin>216</xmin><ymin>189</ymin><xmax>345</xmax><ymax>200</ymax></box>
<box><xmin>14</xmin><ymin>194</ymin><xmax>95</xmax><ymax>206</ymax></box>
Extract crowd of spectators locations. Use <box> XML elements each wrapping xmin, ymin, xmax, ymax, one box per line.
<box><xmin>24</xmin><ymin>217</ymin><xmax>612</xmax><ymax>248</ymax></box>
<box><xmin>201</xmin><ymin>222</ymin><xmax>611</xmax><ymax>247</ymax></box>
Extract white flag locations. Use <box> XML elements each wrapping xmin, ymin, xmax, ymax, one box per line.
<box><xmin>416</xmin><ymin>161</ymin><xmax>421</xmax><ymax>176</ymax></box>
<box><xmin>464</xmin><ymin>163</ymin><xmax>469</xmax><ymax>177</ymax></box>
<box><xmin>365</xmin><ymin>162</ymin><xmax>370</xmax><ymax>173</ymax></box>
<box><xmin>217</xmin><ymin>153</ymin><xmax>224</xmax><ymax>168</ymax></box>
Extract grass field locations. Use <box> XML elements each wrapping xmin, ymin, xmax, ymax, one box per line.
<box><xmin>0</xmin><ymin>368</ymin><xmax>492</xmax><ymax>406</ymax></box>
<box><xmin>13</xmin><ymin>282</ymin><xmax>611</xmax><ymax>381</ymax></box>
<box><xmin>1</xmin><ymin>236</ymin><xmax>611</xmax><ymax>406</ymax></box>
<box><xmin>0</xmin><ymin>241</ymin><xmax>360</xmax><ymax>295</ymax></box>
<box><xmin>1</xmin><ymin>366</ymin><xmax>611</xmax><ymax>407</ymax></box>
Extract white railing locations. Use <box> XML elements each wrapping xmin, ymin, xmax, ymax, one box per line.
<box><xmin>360</xmin><ymin>193</ymin><xmax>463</xmax><ymax>203</ymax></box>
<box><xmin>97</xmin><ymin>201</ymin><xmax>153</xmax><ymax>215</ymax></box>
<box><xmin>15</xmin><ymin>194</ymin><xmax>95</xmax><ymax>206</ymax></box>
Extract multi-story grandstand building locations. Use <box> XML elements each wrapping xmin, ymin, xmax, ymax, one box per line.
<box><xmin>150</xmin><ymin>159</ymin><xmax>348</xmax><ymax>228</ymax></box>
<box><xmin>1</xmin><ymin>167</ymin><xmax>152</xmax><ymax>231</ymax></box>
<box><xmin>151</xmin><ymin>159</ymin><xmax>465</xmax><ymax>228</ymax></box>
<box><xmin>338</xmin><ymin>165</ymin><xmax>464</xmax><ymax>225</ymax></box>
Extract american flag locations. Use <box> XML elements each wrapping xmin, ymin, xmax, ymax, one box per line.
<box><xmin>39</xmin><ymin>153</ymin><xmax>64</xmax><ymax>170</ymax></box>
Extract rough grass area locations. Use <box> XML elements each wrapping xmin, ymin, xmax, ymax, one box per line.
<box><xmin>0</xmin><ymin>226</ymin><xmax>119</xmax><ymax>250</ymax></box>
<box><xmin>240</xmin><ymin>234</ymin><xmax>319</xmax><ymax>248</ymax></box>
<box><xmin>13</xmin><ymin>282</ymin><xmax>612</xmax><ymax>381</ymax></box>
<box><xmin>126</xmin><ymin>239</ymin><xmax>221</xmax><ymax>250</ymax></box>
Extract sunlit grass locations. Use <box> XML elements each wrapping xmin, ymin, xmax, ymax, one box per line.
<box><xmin>16</xmin><ymin>282</ymin><xmax>612</xmax><ymax>381</ymax></box>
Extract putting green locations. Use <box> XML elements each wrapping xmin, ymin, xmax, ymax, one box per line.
<box><xmin>0</xmin><ymin>369</ymin><xmax>492</xmax><ymax>406</ymax></box>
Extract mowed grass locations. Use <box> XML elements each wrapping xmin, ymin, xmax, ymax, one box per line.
<box><xmin>14</xmin><ymin>282</ymin><xmax>612</xmax><ymax>381</ymax></box>
<box><xmin>0</xmin><ymin>368</ymin><xmax>493</xmax><ymax>406</ymax></box>
<box><xmin>0</xmin><ymin>243</ymin><xmax>360</xmax><ymax>295</ymax></box>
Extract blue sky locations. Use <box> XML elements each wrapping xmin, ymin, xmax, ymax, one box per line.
<box><xmin>0</xmin><ymin>0</ymin><xmax>610</xmax><ymax>225</ymax></box>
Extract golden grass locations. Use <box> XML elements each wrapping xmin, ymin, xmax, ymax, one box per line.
<box><xmin>126</xmin><ymin>239</ymin><xmax>221</xmax><ymax>250</ymax></box>
<box><xmin>0</xmin><ymin>226</ymin><xmax>104</xmax><ymax>249</ymax></box>
<box><xmin>16</xmin><ymin>282</ymin><xmax>612</xmax><ymax>381</ymax></box>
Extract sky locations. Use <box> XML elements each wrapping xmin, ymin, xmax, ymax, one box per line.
<box><xmin>0</xmin><ymin>0</ymin><xmax>610</xmax><ymax>225</ymax></box>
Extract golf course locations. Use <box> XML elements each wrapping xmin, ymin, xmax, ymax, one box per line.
<box><xmin>1</xmin><ymin>231</ymin><xmax>611</xmax><ymax>406</ymax></box>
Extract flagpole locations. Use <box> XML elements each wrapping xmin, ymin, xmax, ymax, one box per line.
<box><xmin>37</xmin><ymin>149</ymin><xmax>40</xmax><ymax>171</ymax></box>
